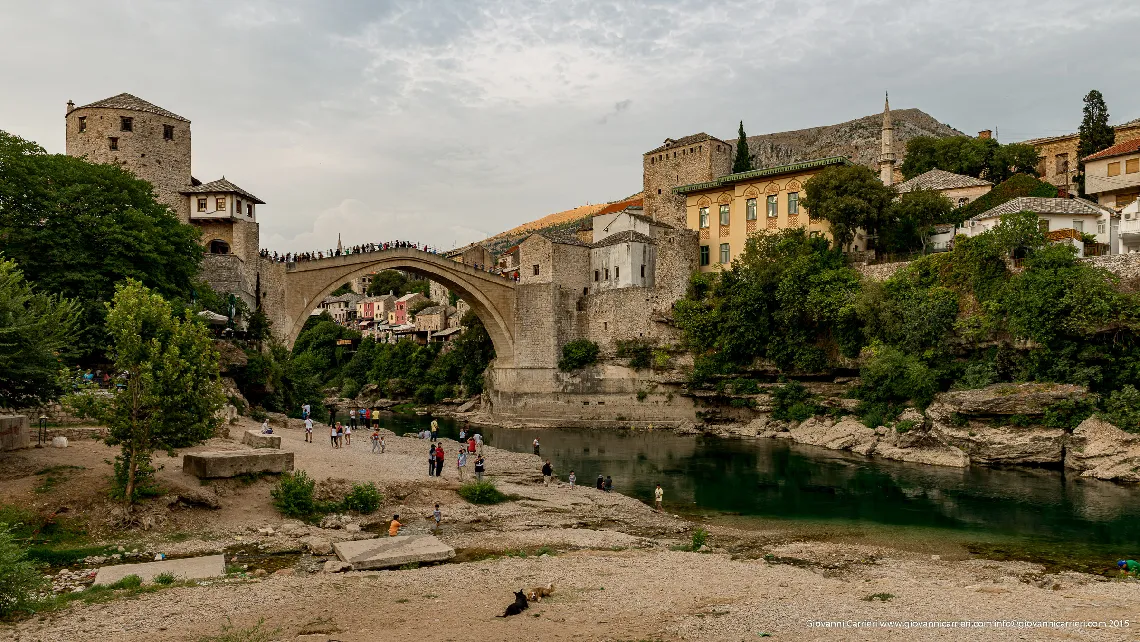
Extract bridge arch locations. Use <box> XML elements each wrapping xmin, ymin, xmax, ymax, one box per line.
<box><xmin>280</xmin><ymin>248</ymin><xmax>516</xmax><ymax>368</ymax></box>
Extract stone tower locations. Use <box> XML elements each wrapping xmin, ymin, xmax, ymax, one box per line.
<box><xmin>65</xmin><ymin>93</ymin><xmax>192</xmax><ymax>222</ymax></box>
<box><xmin>879</xmin><ymin>93</ymin><xmax>896</xmax><ymax>186</ymax></box>
<box><xmin>642</xmin><ymin>133</ymin><xmax>733</xmax><ymax>229</ymax></box>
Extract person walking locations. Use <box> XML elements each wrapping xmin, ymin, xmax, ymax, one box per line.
<box><xmin>457</xmin><ymin>449</ymin><xmax>467</xmax><ymax>480</ymax></box>
<box><xmin>542</xmin><ymin>460</ymin><xmax>553</xmax><ymax>486</ymax></box>
<box><xmin>654</xmin><ymin>484</ymin><xmax>663</xmax><ymax>511</ymax></box>
<box><xmin>389</xmin><ymin>514</ymin><xmax>402</xmax><ymax>537</ymax></box>
<box><xmin>604</xmin><ymin>476</ymin><xmax>613</xmax><ymax>492</ymax></box>
<box><xmin>474</xmin><ymin>432</ymin><xmax>483</xmax><ymax>455</ymax></box>
<box><xmin>434</xmin><ymin>444</ymin><xmax>445</xmax><ymax>477</ymax></box>
<box><xmin>532</xmin><ymin>437</ymin><xmax>540</xmax><ymax>456</ymax></box>
<box><xmin>328</xmin><ymin>404</ymin><xmax>337</xmax><ymax>428</ymax></box>
<box><xmin>349</xmin><ymin>408</ymin><xmax>357</xmax><ymax>431</ymax></box>
<box><xmin>568</xmin><ymin>470</ymin><xmax>576</xmax><ymax>488</ymax></box>
<box><xmin>430</xmin><ymin>419</ymin><xmax>439</xmax><ymax>442</ymax></box>
<box><xmin>431</xmin><ymin>504</ymin><xmax>442</xmax><ymax>533</ymax></box>
<box><xmin>467</xmin><ymin>436</ymin><xmax>476</xmax><ymax>457</ymax></box>
<box><xmin>330</xmin><ymin>423</ymin><xmax>338</xmax><ymax>448</ymax></box>
<box><xmin>343</xmin><ymin>421</ymin><xmax>353</xmax><ymax>446</ymax></box>
<box><xmin>371</xmin><ymin>429</ymin><xmax>381</xmax><ymax>453</ymax></box>
<box><xmin>474</xmin><ymin>455</ymin><xmax>485</xmax><ymax>481</ymax></box>
<box><xmin>304</xmin><ymin>417</ymin><xmax>313</xmax><ymax>443</ymax></box>
<box><xmin>428</xmin><ymin>444</ymin><xmax>437</xmax><ymax>476</ymax></box>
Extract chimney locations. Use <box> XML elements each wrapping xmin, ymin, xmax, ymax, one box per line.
<box><xmin>978</xmin><ymin>130</ymin><xmax>992</xmax><ymax>139</ymax></box>
<box><xmin>66</xmin><ymin>100</ymin><xmax>75</xmax><ymax>114</ymax></box>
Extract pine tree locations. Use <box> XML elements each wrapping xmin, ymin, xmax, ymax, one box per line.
<box><xmin>732</xmin><ymin>121</ymin><xmax>753</xmax><ymax>173</ymax></box>
<box><xmin>1076</xmin><ymin>90</ymin><xmax>1114</xmax><ymax>195</ymax></box>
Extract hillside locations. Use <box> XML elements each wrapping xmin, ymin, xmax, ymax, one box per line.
<box><xmin>743</xmin><ymin>108</ymin><xmax>965</xmax><ymax>171</ymax></box>
<box><xmin>480</xmin><ymin>194</ymin><xmax>643</xmax><ymax>257</ymax></box>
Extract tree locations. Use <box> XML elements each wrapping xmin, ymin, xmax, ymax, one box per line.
<box><xmin>1076</xmin><ymin>90</ymin><xmax>1115</xmax><ymax>196</ymax></box>
<box><xmin>957</xmin><ymin>174</ymin><xmax>1057</xmax><ymax>221</ymax></box>
<box><xmin>0</xmin><ymin>255</ymin><xmax>81</xmax><ymax>408</ymax></box>
<box><xmin>900</xmin><ymin>135</ymin><xmax>1040</xmax><ymax>183</ymax></box>
<box><xmin>0</xmin><ymin>131</ymin><xmax>204</xmax><ymax>361</ymax></box>
<box><xmin>801</xmin><ymin>165</ymin><xmax>895</xmax><ymax>251</ymax></box>
<box><xmin>732</xmin><ymin>121</ymin><xmax>753</xmax><ymax>173</ymax></box>
<box><xmin>880</xmin><ymin>189</ymin><xmax>953</xmax><ymax>254</ymax></box>
<box><xmin>103</xmin><ymin>280</ymin><xmax>224</xmax><ymax>504</ymax></box>
<box><xmin>330</xmin><ymin>282</ymin><xmax>353</xmax><ymax>296</ymax></box>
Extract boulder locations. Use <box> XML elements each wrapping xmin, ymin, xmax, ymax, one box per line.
<box><xmin>242</xmin><ymin>430</ymin><xmax>282</xmax><ymax>449</ymax></box>
<box><xmin>872</xmin><ymin>442</ymin><xmax>970</xmax><ymax>468</ymax></box>
<box><xmin>934</xmin><ymin>383</ymin><xmax>1090</xmax><ymax>416</ymax></box>
<box><xmin>322</xmin><ymin>560</ymin><xmax>353</xmax><ymax>573</ymax></box>
<box><xmin>1065</xmin><ymin>417</ymin><xmax>1140</xmax><ymax>483</ymax></box>
<box><xmin>333</xmin><ymin>535</ymin><xmax>455</xmax><ymax>570</ymax></box>
<box><xmin>301</xmin><ymin>536</ymin><xmax>333</xmax><ymax>555</ymax></box>
<box><xmin>785</xmin><ymin>417</ymin><xmax>878</xmax><ymax>452</ymax></box>
<box><xmin>931</xmin><ymin>421</ymin><xmax>1066</xmax><ymax>466</ymax></box>
<box><xmin>182</xmin><ymin>449</ymin><xmax>294</xmax><ymax>478</ymax></box>
<box><xmin>164</xmin><ymin>479</ymin><xmax>221</xmax><ymax>509</ymax></box>
<box><xmin>457</xmin><ymin>398</ymin><xmax>479</xmax><ymax>413</ymax></box>
<box><xmin>215</xmin><ymin>341</ymin><xmax>249</xmax><ymax>372</ymax></box>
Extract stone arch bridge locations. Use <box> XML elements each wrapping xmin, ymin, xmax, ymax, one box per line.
<box><xmin>276</xmin><ymin>248</ymin><xmax>517</xmax><ymax>367</ymax></box>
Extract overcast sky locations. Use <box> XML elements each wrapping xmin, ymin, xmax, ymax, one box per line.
<box><xmin>3</xmin><ymin>0</ymin><xmax>1139</xmax><ymax>252</ymax></box>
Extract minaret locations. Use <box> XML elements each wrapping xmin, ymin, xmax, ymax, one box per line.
<box><xmin>337</xmin><ymin>232</ymin><xmax>343</xmax><ymax>254</ymax></box>
<box><xmin>879</xmin><ymin>92</ymin><xmax>896</xmax><ymax>186</ymax></box>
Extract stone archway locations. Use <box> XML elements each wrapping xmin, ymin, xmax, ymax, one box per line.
<box><xmin>279</xmin><ymin>248</ymin><xmax>517</xmax><ymax>367</ymax></box>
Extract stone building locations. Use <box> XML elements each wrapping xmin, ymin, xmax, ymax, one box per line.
<box><xmin>394</xmin><ymin>292</ymin><xmax>426</xmax><ymax>325</ymax></box>
<box><xmin>895</xmin><ymin>169</ymin><xmax>993</xmax><ymax>207</ymax></box>
<box><xmin>64</xmin><ymin>93</ymin><xmax>271</xmax><ymax>313</ymax></box>
<box><xmin>1081</xmin><ymin>138</ymin><xmax>1140</xmax><ymax>212</ymax></box>
<box><xmin>414</xmin><ymin>305</ymin><xmax>455</xmax><ymax>333</ymax></box>
<box><xmin>964</xmin><ymin>197</ymin><xmax>1115</xmax><ymax>257</ymax></box>
<box><xmin>642</xmin><ymin>134</ymin><xmax>734</xmax><ymax>229</ymax></box>
<box><xmin>1023</xmin><ymin>117</ymin><xmax>1140</xmax><ymax>196</ymax></box>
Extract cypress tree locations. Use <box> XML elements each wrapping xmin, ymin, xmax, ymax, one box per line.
<box><xmin>732</xmin><ymin>120</ymin><xmax>753</xmax><ymax>173</ymax></box>
<box><xmin>1076</xmin><ymin>90</ymin><xmax>1114</xmax><ymax>195</ymax></box>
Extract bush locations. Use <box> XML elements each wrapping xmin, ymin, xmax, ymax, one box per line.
<box><xmin>249</xmin><ymin>406</ymin><xmax>267</xmax><ymax>422</ymax></box>
<box><xmin>153</xmin><ymin>572</ymin><xmax>179</xmax><ymax>585</ymax></box>
<box><xmin>1100</xmin><ymin>385</ymin><xmax>1140</xmax><ymax>433</ymax></box>
<box><xmin>0</xmin><ymin>523</ymin><xmax>46</xmax><ymax>617</ymax></box>
<box><xmin>414</xmin><ymin>384</ymin><xmax>436</xmax><ymax>405</ymax></box>
<box><xmin>109</xmin><ymin>574</ymin><xmax>142</xmax><ymax>590</ymax></box>
<box><xmin>615</xmin><ymin>340</ymin><xmax>652</xmax><ymax>369</ymax></box>
<box><xmin>340</xmin><ymin>377</ymin><xmax>361</xmax><ymax>399</ymax></box>
<box><xmin>434</xmin><ymin>384</ymin><xmax>454</xmax><ymax>402</ymax></box>
<box><xmin>857</xmin><ymin>344</ymin><xmax>938</xmax><ymax>410</ymax></box>
<box><xmin>457</xmin><ymin>480</ymin><xmax>509</xmax><ymax>505</ymax></box>
<box><xmin>270</xmin><ymin>471</ymin><xmax>319</xmax><ymax>521</ymax></box>
<box><xmin>690</xmin><ymin>527</ymin><xmax>709</xmax><ymax>551</ymax></box>
<box><xmin>770</xmin><ymin>380</ymin><xmax>823</xmax><ymax>422</ymax></box>
<box><xmin>857</xmin><ymin>402</ymin><xmax>902</xmax><ymax>429</ymax></box>
<box><xmin>342</xmin><ymin>482</ymin><xmax>383</xmax><ymax>515</ymax></box>
<box><xmin>558</xmin><ymin>339</ymin><xmax>600</xmax><ymax>372</ymax></box>
<box><xmin>1042</xmin><ymin>399</ymin><xmax>1094</xmax><ymax>430</ymax></box>
<box><xmin>955</xmin><ymin>362</ymin><xmax>998</xmax><ymax>390</ymax></box>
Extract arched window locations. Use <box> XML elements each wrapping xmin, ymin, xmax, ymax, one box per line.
<box><xmin>209</xmin><ymin>239</ymin><xmax>231</xmax><ymax>254</ymax></box>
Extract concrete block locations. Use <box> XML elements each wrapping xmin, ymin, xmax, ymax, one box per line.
<box><xmin>0</xmin><ymin>415</ymin><xmax>30</xmax><ymax>451</ymax></box>
<box><xmin>242</xmin><ymin>429</ymin><xmax>282</xmax><ymax>449</ymax></box>
<box><xmin>333</xmin><ymin>535</ymin><xmax>454</xmax><ymax>570</ymax></box>
<box><xmin>182</xmin><ymin>449</ymin><xmax>293</xmax><ymax>478</ymax></box>
<box><xmin>93</xmin><ymin>554</ymin><xmax>225</xmax><ymax>586</ymax></box>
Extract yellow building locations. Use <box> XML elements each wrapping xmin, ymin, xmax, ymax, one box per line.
<box><xmin>676</xmin><ymin>156</ymin><xmax>850</xmax><ymax>270</ymax></box>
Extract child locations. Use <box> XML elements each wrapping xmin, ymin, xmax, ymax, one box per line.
<box><xmin>457</xmin><ymin>449</ymin><xmax>467</xmax><ymax>480</ymax></box>
<box><xmin>431</xmin><ymin>504</ymin><xmax>442</xmax><ymax>532</ymax></box>
<box><xmin>568</xmin><ymin>470</ymin><xmax>576</xmax><ymax>488</ymax></box>
<box><xmin>344</xmin><ymin>421</ymin><xmax>352</xmax><ymax>446</ymax></box>
<box><xmin>379</xmin><ymin>434</ymin><xmax>385</xmax><ymax>453</ymax></box>
<box><xmin>371</xmin><ymin>429</ymin><xmax>381</xmax><ymax>453</ymax></box>
<box><xmin>474</xmin><ymin>456</ymin><xmax>485</xmax><ymax>481</ymax></box>
<box><xmin>304</xmin><ymin>417</ymin><xmax>313</xmax><ymax>443</ymax></box>
<box><xmin>389</xmin><ymin>514</ymin><xmax>401</xmax><ymax>537</ymax></box>
<box><xmin>330</xmin><ymin>423</ymin><xmax>338</xmax><ymax>448</ymax></box>
<box><xmin>654</xmin><ymin>484</ymin><xmax>663</xmax><ymax>510</ymax></box>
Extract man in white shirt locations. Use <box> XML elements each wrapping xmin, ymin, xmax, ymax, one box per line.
<box><xmin>304</xmin><ymin>417</ymin><xmax>313</xmax><ymax>443</ymax></box>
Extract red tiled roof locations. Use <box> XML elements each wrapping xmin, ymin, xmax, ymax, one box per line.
<box><xmin>594</xmin><ymin>197</ymin><xmax>643</xmax><ymax>217</ymax></box>
<box><xmin>1082</xmin><ymin>138</ymin><xmax>1140</xmax><ymax>162</ymax></box>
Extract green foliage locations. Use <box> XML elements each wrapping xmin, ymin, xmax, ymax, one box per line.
<box><xmin>340</xmin><ymin>377</ymin><xmax>361</xmax><ymax>399</ymax></box>
<box><xmin>0</xmin><ymin>255</ymin><xmax>81</xmax><ymax>407</ymax></box>
<box><xmin>341</xmin><ymin>483</ymin><xmax>383</xmax><ymax>515</ymax></box>
<box><xmin>857</xmin><ymin>344</ymin><xmax>938</xmax><ymax>409</ymax></box>
<box><xmin>857</xmin><ymin>402</ymin><xmax>904</xmax><ymax>429</ymax></box>
<box><xmin>366</xmin><ymin>270</ymin><xmax>429</xmax><ymax>298</ymax></box>
<box><xmin>900</xmin><ymin>135</ymin><xmax>1041</xmax><ymax>183</ymax></box>
<box><xmin>801</xmin><ymin>164</ymin><xmax>896</xmax><ymax>250</ymax></box>
<box><xmin>770</xmin><ymin>380</ymin><xmax>824</xmax><ymax>422</ymax></box>
<box><xmin>559</xmin><ymin>339</ymin><xmax>600</xmax><ymax>371</ymax></box>
<box><xmin>690</xmin><ymin>527</ymin><xmax>709</xmax><ymax>551</ymax></box>
<box><xmin>408</xmin><ymin>299</ymin><xmax>435</xmax><ymax>316</ymax></box>
<box><xmin>153</xmin><ymin>572</ymin><xmax>179</xmax><ymax>585</ymax></box>
<box><xmin>1077</xmin><ymin>90</ymin><xmax>1115</xmax><ymax>196</ymax></box>
<box><xmin>330</xmin><ymin>282</ymin><xmax>353</xmax><ymax>297</ymax></box>
<box><xmin>955</xmin><ymin>362</ymin><xmax>998</xmax><ymax>390</ymax></box>
<box><xmin>109</xmin><ymin>574</ymin><xmax>142</xmax><ymax>590</ymax></box>
<box><xmin>1100</xmin><ymin>386</ymin><xmax>1140</xmax><ymax>433</ymax></box>
<box><xmin>958</xmin><ymin>174</ymin><xmax>1058</xmax><ymax>221</ymax></box>
<box><xmin>894</xmin><ymin>420</ymin><xmax>916</xmax><ymax>434</ymax></box>
<box><xmin>0</xmin><ymin>523</ymin><xmax>46</xmax><ymax>617</ymax></box>
<box><xmin>1042</xmin><ymin>400</ymin><xmax>1094</xmax><ymax>430</ymax></box>
<box><xmin>879</xmin><ymin>189</ymin><xmax>954</xmax><ymax>254</ymax></box>
<box><xmin>732</xmin><ymin>121</ymin><xmax>753</xmax><ymax>173</ymax></box>
<box><xmin>615</xmin><ymin>339</ymin><xmax>653</xmax><ymax>369</ymax></box>
<box><xmin>413</xmin><ymin>384</ymin><xmax>435</xmax><ymax>404</ymax></box>
<box><xmin>457</xmin><ymin>480</ymin><xmax>508</xmax><ymax>505</ymax></box>
<box><xmin>198</xmin><ymin>618</ymin><xmax>281</xmax><ymax>642</ymax></box>
<box><xmin>0</xmin><ymin>130</ymin><xmax>204</xmax><ymax>361</ymax></box>
<box><xmin>270</xmin><ymin>471</ymin><xmax>321</xmax><ymax>522</ymax></box>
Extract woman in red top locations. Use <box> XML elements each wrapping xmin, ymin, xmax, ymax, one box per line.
<box><xmin>434</xmin><ymin>444</ymin><xmax>445</xmax><ymax>477</ymax></box>
<box><xmin>467</xmin><ymin>437</ymin><xmax>476</xmax><ymax>454</ymax></box>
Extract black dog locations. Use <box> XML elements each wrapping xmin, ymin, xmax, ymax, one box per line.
<box><xmin>497</xmin><ymin>590</ymin><xmax>529</xmax><ymax>617</ymax></box>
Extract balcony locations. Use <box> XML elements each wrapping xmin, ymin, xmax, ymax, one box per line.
<box><xmin>190</xmin><ymin>210</ymin><xmax>254</xmax><ymax>222</ymax></box>
<box><xmin>1121</xmin><ymin>212</ymin><xmax>1140</xmax><ymax>243</ymax></box>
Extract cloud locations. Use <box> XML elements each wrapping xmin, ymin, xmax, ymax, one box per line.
<box><xmin>598</xmin><ymin>99</ymin><xmax>633</xmax><ymax>125</ymax></box>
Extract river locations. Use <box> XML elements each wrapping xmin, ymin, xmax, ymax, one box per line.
<box><xmin>345</xmin><ymin>411</ymin><xmax>1140</xmax><ymax>570</ymax></box>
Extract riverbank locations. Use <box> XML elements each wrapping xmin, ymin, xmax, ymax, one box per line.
<box><xmin>4</xmin><ymin>416</ymin><xmax>1139</xmax><ymax>641</ymax></box>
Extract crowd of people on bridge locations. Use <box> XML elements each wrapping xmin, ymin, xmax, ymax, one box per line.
<box><xmin>257</xmin><ymin>241</ymin><xmax>521</xmax><ymax>281</ymax></box>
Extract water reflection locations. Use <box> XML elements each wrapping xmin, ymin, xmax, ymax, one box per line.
<box><xmin>350</xmin><ymin>412</ymin><xmax>1140</xmax><ymax>547</ymax></box>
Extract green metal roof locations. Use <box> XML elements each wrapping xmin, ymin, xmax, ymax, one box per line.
<box><xmin>673</xmin><ymin>156</ymin><xmax>851</xmax><ymax>195</ymax></box>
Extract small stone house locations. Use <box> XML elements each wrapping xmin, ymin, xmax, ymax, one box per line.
<box><xmin>394</xmin><ymin>292</ymin><xmax>426</xmax><ymax>325</ymax></box>
<box><xmin>414</xmin><ymin>305</ymin><xmax>455</xmax><ymax>333</ymax></box>
<box><xmin>895</xmin><ymin>169</ymin><xmax>993</xmax><ymax>208</ymax></box>
<box><xmin>965</xmin><ymin>196</ymin><xmax>1115</xmax><ymax>257</ymax></box>
<box><xmin>1082</xmin><ymin>138</ymin><xmax>1140</xmax><ymax>213</ymax></box>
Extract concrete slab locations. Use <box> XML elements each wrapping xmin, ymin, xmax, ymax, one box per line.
<box><xmin>93</xmin><ymin>554</ymin><xmax>225</xmax><ymax>586</ymax></box>
<box><xmin>182</xmin><ymin>449</ymin><xmax>293</xmax><ymax>478</ymax></box>
<box><xmin>333</xmin><ymin>535</ymin><xmax>455</xmax><ymax>570</ymax></box>
<box><xmin>0</xmin><ymin>415</ymin><xmax>30</xmax><ymax>451</ymax></box>
<box><xmin>242</xmin><ymin>429</ymin><xmax>282</xmax><ymax>449</ymax></box>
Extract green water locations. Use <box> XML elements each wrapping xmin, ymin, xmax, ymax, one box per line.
<box><xmin>344</xmin><ymin>411</ymin><xmax>1140</xmax><ymax>566</ymax></box>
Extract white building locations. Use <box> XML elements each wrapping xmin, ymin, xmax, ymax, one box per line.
<box><xmin>965</xmin><ymin>197</ymin><xmax>1115</xmax><ymax>257</ymax></box>
<box><xmin>587</xmin><ymin>206</ymin><xmax>660</xmax><ymax>293</ymax></box>
<box><xmin>1119</xmin><ymin>198</ymin><xmax>1140</xmax><ymax>254</ymax></box>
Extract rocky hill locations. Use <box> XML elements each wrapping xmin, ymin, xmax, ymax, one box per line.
<box><xmin>743</xmin><ymin>108</ymin><xmax>966</xmax><ymax>171</ymax></box>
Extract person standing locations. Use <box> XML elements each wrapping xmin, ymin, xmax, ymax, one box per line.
<box><xmin>304</xmin><ymin>417</ymin><xmax>313</xmax><ymax>443</ymax></box>
<box><xmin>301</xmin><ymin>403</ymin><xmax>310</xmax><ymax>420</ymax></box>
<box><xmin>654</xmin><ymin>484</ymin><xmax>663</xmax><ymax>511</ymax></box>
<box><xmin>474</xmin><ymin>455</ymin><xmax>485</xmax><ymax>481</ymax></box>
<box><xmin>467</xmin><ymin>436</ymin><xmax>476</xmax><ymax>458</ymax></box>
<box><xmin>431</xmin><ymin>504</ymin><xmax>442</xmax><ymax>532</ymax></box>
<box><xmin>532</xmin><ymin>437</ymin><xmax>540</xmax><ymax>456</ymax></box>
<box><xmin>330</xmin><ymin>423</ymin><xmax>338</xmax><ymax>448</ymax></box>
<box><xmin>343</xmin><ymin>420</ymin><xmax>352</xmax><ymax>446</ymax></box>
<box><xmin>389</xmin><ymin>514</ymin><xmax>402</xmax><ymax>537</ymax></box>
<box><xmin>379</xmin><ymin>434</ymin><xmax>385</xmax><ymax>453</ymax></box>
<box><xmin>371</xmin><ymin>429</ymin><xmax>381</xmax><ymax>453</ymax></box>
<box><xmin>459</xmin><ymin>426</ymin><xmax>467</xmax><ymax>442</ymax></box>
<box><xmin>362</xmin><ymin>407</ymin><xmax>370</xmax><ymax>429</ymax></box>
<box><xmin>428</xmin><ymin>444</ymin><xmax>437</xmax><ymax>476</ymax></box>
<box><xmin>568</xmin><ymin>471</ymin><xmax>576</xmax><ymax>488</ymax></box>
<box><xmin>542</xmin><ymin>460</ymin><xmax>553</xmax><ymax>486</ymax></box>
<box><xmin>474</xmin><ymin>433</ymin><xmax>483</xmax><ymax>455</ymax></box>
<box><xmin>372</xmin><ymin>407</ymin><xmax>381</xmax><ymax>429</ymax></box>
<box><xmin>457</xmin><ymin>449</ymin><xmax>467</xmax><ymax>480</ymax></box>
<box><xmin>430</xmin><ymin>419</ymin><xmax>439</xmax><ymax>442</ymax></box>
<box><xmin>434</xmin><ymin>444</ymin><xmax>445</xmax><ymax>477</ymax></box>
<box><xmin>328</xmin><ymin>404</ymin><xmax>337</xmax><ymax>428</ymax></box>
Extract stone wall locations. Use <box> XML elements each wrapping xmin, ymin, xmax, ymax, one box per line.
<box><xmin>643</xmin><ymin>137</ymin><xmax>732</xmax><ymax>229</ymax></box>
<box><xmin>0</xmin><ymin>415</ymin><xmax>30</xmax><ymax>451</ymax></box>
<box><xmin>65</xmin><ymin>106</ymin><xmax>192</xmax><ymax>222</ymax></box>
<box><xmin>513</xmin><ymin>284</ymin><xmax>560</xmax><ymax>369</ymax></box>
<box><xmin>855</xmin><ymin>260</ymin><xmax>913</xmax><ymax>282</ymax></box>
<box><xmin>200</xmin><ymin>254</ymin><xmax>256</xmax><ymax>311</ymax></box>
<box><xmin>518</xmin><ymin>235</ymin><xmax>553</xmax><ymax>285</ymax></box>
<box><xmin>1084</xmin><ymin>252</ymin><xmax>1140</xmax><ymax>280</ymax></box>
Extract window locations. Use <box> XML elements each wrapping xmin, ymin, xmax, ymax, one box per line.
<box><xmin>1038</xmin><ymin>219</ymin><xmax>1049</xmax><ymax>233</ymax></box>
<box><xmin>594</xmin><ymin>270</ymin><xmax>600</xmax><ymax>282</ymax></box>
<box><xmin>1127</xmin><ymin>159</ymin><xmax>1139</xmax><ymax>174</ymax></box>
<box><xmin>958</xmin><ymin>197</ymin><xmax>968</xmax><ymax>206</ymax></box>
<box><xmin>583</xmin><ymin>287</ymin><xmax>589</xmax><ymax>296</ymax></box>
<box><xmin>1055</xmin><ymin>153</ymin><xmax>1069</xmax><ymax>175</ymax></box>
<box><xmin>640</xmin><ymin>264</ymin><xmax>645</xmax><ymax>278</ymax></box>
<box><xmin>605</xmin><ymin>268</ymin><xmax>610</xmax><ymax>280</ymax></box>
<box><xmin>533</xmin><ymin>264</ymin><xmax>540</xmax><ymax>276</ymax></box>
<box><xmin>746</xmin><ymin>198</ymin><xmax>757</xmax><ymax>221</ymax></box>
<box><xmin>77</xmin><ymin>116</ymin><xmax>86</xmax><ymax>132</ymax></box>
<box><xmin>719</xmin><ymin>204</ymin><xmax>730</xmax><ymax>226</ymax></box>
<box><xmin>120</xmin><ymin>116</ymin><xmax>132</xmax><ymax>132</ymax></box>
<box><xmin>108</xmin><ymin>137</ymin><xmax>118</xmax><ymax>150</ymax></box>
<box><xmin>614</xmin><ymin>266</ymin><xmax>619</xmax><ymax>280</ymax></box>
<box><xmin>247</xmin><ymin>203</ymin><xmax>253</xmax><ymax>216</ymax></box>
<box><xmin>699</xmin><ymin>245</ymin><xmax>710</xmax><ymax>266</ymax></box>
<box><xmin>788</xmin><ymin>192</ymin><xmax>799</xmax><ymax>215</ymax></box>
<box><xmin>1098</xmin><ymin>220</ymin><xmax>1106</xmax><ymax>234</ymax></box>
<box><xmin>1108</xmin><ymin>162</ymin><xmax>1121</xmax><ymax>177</ymax></box>
<box><xmin>766</xmin><ymin>194</ymin><xmax>778</xmax><ymax>217</ymax></box>
<box><xmin>698</xmin><ymin>206</ymin><xmax>709</xmax><ymax>228</ymax></box>
<box><xmin>163</xmin><ymin>124</ymin><xmax>174</xmax><ymax>140</ymax></box>
<box><xmin>719</xmin><ymin>243</ymin><xmax>730</xmax><ymax>264</ymax></box>
<box><xmin>1072</xmin><ymin>220</ymin><xmax>1083</xmax><ymax>233</ymax></box>
<box><xmin>216</xmin><ymin>197</ymin><xmax>225</xmax><ymax>211</ymax></box>
<box><xmin>197</xmin><ymin>198</ymin><xmax>207</xmax><ymax>212</ymax></box>
<box><xmin>1119</xmin><ymin>193</ymin><xmax>1139</xmax><ymax>207</ymax></box>
<box><xmin>236</xmin><ymin>199</ymin><xmax>242</xmax><ymax>214</ymax></box>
